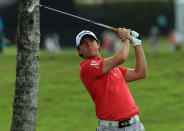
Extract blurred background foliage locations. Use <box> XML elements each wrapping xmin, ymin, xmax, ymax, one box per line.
<box><xmin>0</xmin><ymin>0</ymin><xmax>174</xmax><ymax>47</ymax></box>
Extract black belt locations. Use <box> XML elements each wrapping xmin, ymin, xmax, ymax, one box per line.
<box><xmin>118</xmin><ymin>119</ymin><xmax>131</xmax><ymax>128</ymax></box>
<box><xmin>98</xmin><ymin>115</ymin><xmax>139</xmax><ymax>128</ymax></box>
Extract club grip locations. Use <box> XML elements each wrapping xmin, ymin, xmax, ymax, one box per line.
<box><xmin>109</xmin><ymin>26</ymin><xmax>143</xmax><ymax>39</ymax></box>
<box><xmin>109</xmin><ymin>27</ymin><xmax>118</xmax><ymax>32</ymax></box>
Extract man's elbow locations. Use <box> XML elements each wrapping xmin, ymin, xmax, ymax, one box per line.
<box><xmin>139</xmin><ymin>71</ymin><xmax>147</xmax><ymax>79</ymax></box>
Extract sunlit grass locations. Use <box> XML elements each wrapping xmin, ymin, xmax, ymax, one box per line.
<box><xmin>0</xmin><ymin>38</ymin><xmax>184</xmax><ymax>131</ymax></box>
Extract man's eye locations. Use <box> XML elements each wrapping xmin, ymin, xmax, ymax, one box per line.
<box><xmin>80</xmin><ymin>42</ymin><xmax>86</xmax><ymax>45</ymax></box>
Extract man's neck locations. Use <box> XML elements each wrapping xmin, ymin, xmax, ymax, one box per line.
<box><xmin>85</xmin><ymin>55</ymin><xmax>101</xmax><ymax>60</ymax></box>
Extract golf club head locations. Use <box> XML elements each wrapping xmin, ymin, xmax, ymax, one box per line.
<box><xmin>28</xmin><ymin>2</ymin><xmax>38</xmax><ymax>13</ymax></box>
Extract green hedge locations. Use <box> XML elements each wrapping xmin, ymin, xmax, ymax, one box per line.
<box><xmin>76</xmin><ymin>1</ymin><xmax>174</xmax><ymax>35</ymax></box>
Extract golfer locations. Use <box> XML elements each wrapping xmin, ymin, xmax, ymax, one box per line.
<box><xmin>76</xmin><ymin>28</ymin><xmax>147</xmax><ymax>131</ymax></box>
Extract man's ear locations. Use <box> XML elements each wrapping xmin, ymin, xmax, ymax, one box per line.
<box><xmin>76</xmin><ymin>47</ymin><xmax>81</xmax><ymax>54</ymax></box>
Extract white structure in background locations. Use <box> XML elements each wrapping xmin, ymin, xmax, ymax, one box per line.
<box><xmin>44</xmin><ymin>33</ymin><xmax>61</xmax><ymax>53</ymax></box>
<box><xmin>175</xmin><ymin>0</ymin><xmax>184</xmax><ymax>42</ymax></box>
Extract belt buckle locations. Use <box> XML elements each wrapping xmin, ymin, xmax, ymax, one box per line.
<box><xmin>118</xmin><ymin>119</ymin><xmax>131</xmax><ymax>128</ymax></box>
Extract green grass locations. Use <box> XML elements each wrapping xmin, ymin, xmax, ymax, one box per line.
<box><xmin>0</xmin><ymin>38</ymin><xmax>184</xmax><ymax>131</ymax></box>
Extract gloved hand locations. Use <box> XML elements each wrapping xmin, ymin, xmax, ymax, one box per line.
<box><xmin>131</xmin><ymin>30</ymin><xmax>139</xmax><ymax>38</ymax></box>
<box><xmin>131</xmin><ymin>36</ymin><xmax>142</xmax><ymax>46</ymax></box>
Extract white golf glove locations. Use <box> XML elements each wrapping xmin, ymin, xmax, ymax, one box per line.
<box><xmin>131</xmin><ymin>36</ymin><xmax>142</xmax><ymax>46</ymax></box>
<box><xmin>131</xmin><ymin>30</ymin><xmax>139</xmax><ymax>38</ymax></box>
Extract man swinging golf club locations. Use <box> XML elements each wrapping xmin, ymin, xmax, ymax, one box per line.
<box><xmin>76</xmin><ymin>28</ymin><xmax>147</xmax><ymax>131</ymax></box>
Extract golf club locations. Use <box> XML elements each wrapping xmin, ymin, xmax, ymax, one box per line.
<box><xmin>28</xmin><ymin>2</ymin><xmax>142</xmax><ymax>39</ymax></box>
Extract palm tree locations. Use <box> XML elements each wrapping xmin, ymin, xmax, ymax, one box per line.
<box><xmin>11</xmin><ymin>0</ymin><xmax>40</xmax><ymax>130</ymax></box>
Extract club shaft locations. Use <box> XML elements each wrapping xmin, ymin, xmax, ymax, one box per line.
<box><xmin>34</xmin><ymin>4</ymin><xmax>142</xmax><ymax>39</ymax></box>
<box><xmin>38</xmin><ymin>4</ymin><xmax>114</xmax><ymax>30</ymax></box>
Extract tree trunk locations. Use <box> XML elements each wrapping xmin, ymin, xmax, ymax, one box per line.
<box><xmin>11</xmin><ymin>0</ymin><xmax>40</xmax><ymax>130</ymax></box>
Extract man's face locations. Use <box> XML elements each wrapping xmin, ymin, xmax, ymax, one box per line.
<box><xmin>77</xmin><ymin>35</ymin><xmax>100</xmax><ymax>59</ymax></box>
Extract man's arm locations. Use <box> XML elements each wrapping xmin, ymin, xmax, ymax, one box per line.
<box><xmin>124</xmin><ymin>45</ymin><xmax>147</xmax><ymax>82</ymax></box>
<box><xmin>103</xmin><ymin>28</ymin><xmax>131</xmax><ymax>74</ymax></box>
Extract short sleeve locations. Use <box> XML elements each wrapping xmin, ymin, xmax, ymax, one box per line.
<box><xmin>80</xmin><ymin>59</ymin><xmax>104</xmax><ymax>77</ymax></box>
<box><xmin>118</xmin><ymin>66</ymin><xmax>128</xmax><ymax>76</ymax></box>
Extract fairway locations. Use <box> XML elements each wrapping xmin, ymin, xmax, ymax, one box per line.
<box><xmin>0</xmin><ymin>38</ymin><xmax>184</xmax><ymax>131</ymax></box>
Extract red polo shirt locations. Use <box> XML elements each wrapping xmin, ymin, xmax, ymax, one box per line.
<box><xmin>79</xmin><ymin>58</ymin><xmax>139</xmax><ymax>121</ymax></box>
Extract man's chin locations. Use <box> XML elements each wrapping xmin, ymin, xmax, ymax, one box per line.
<box><xmin>86</xmin><ymin>55</ymin><xmax>98</xmax><ymax>59</ymax></box>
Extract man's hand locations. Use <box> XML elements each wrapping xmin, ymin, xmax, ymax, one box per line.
<box><xmin>131</xmin><ymin>36</ymin><xmax>142</xmax><ymax>46</ymax></box>
<box><xmin>130</xmin><ymin>30</ymin><xmax>142</xmax><ymax>46</ymax></box>
<box><xmin>131</xmin><ymin>30</ymin><xmax>139</xmax><ymax>38</ymax></box>
<box><xmin>117</xmin><ymin>28</ymin><xmax>131</xmax><ymax>40</ymax></box>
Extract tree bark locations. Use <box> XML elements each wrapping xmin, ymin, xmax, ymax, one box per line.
<box><xmin>11</xmin><ymin>0</ymin><xmax>40</xmax><ymax>131</ymax></box>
